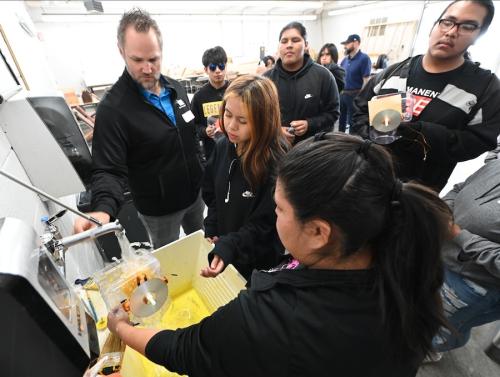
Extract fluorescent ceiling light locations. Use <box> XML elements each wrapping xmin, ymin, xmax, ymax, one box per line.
<box><xmin>41</xmin><ymin>14</ymin><xmax>120</xmax><ymax>23</ymax></box>
<box><xmin>157</xmin><ymin>14</ymin><xmax>317</xmax><ymax>21</ymax></box>
<box><xmin>41</xmin><ymin>14</ymin><xmax>317</xmax><ymax>23</ymax></box>
<box><xmin>35</xmin><ymin>1</ymin><xmax>323</xmax><ymax>13</ymax></box>
<box><xmin>328</xmin><ymin>1</ymin><xmax>409</xmax><ymax>16</ymax></box>
<box><xmin>100</xmin><ymin>1</ymin><xmax>324</xmax><ymax>11</ymax></box>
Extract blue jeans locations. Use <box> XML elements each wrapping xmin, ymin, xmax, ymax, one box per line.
<box><xmin>138</xmin><ymin>192</ymin><xmax>205</xmax><ymax>249</ymax></box>
<box><xmin>339</xmin><ymin>92</ymin><xmax>357</xmax><ymax>133</ymax></box>
<box><xmin>433</xmin><ymin>268</ymin><xmax>500</xmax><ymax>352</ymax></box>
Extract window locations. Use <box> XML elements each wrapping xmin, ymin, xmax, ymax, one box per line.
<box><xmin>367</xmin><ymin>17</ymin><xmax>388</xmax><ymax>37</ymax></box>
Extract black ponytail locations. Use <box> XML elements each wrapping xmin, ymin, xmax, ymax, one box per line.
<box><xmin>373</xmin><ymin>182</ymin><xmax>451</xmax><ymax>357</ymax></box>
<box><xmin>278</xmin><ymin>132</ymin><xmax>451</xmax><ymax>357</ymax></box>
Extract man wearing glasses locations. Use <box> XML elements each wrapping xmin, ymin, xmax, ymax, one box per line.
<box><xmin>191</xmin><ymin>46</ymin><xmax>229</xmax><ymax>162</ymax></box>
<box><xmin>351</xmin><ymin>0</ymin><xmax>500</xmax><ymax>192</ymax></box>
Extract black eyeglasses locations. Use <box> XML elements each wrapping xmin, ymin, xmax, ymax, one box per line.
<box><xmin>437</xmin><ymin>18</ymin><xmax>481</xmax><ymax>34</ymax></box>
<box><xmin>208</xmin><ymin>63</ymin><xmax>226</xmax><ymax>72</ymax></box>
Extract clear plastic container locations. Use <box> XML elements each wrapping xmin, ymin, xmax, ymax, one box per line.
<box><xmin>93</xmin><ymin>249</ymin><xmax>163</xmax><ymax>321</ymax></box>
<box><xmin>369</xmin><ymin>92</ymin><xmax>415</xmax><ymax>145</ymax></box>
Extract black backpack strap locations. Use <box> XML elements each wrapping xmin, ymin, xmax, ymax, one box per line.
<box><xmin>375</xmin><ymin>56</ymin><xmax>413</xmax><ymax>93</ymax></box>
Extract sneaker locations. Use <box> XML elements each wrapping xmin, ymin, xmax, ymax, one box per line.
<box><xmin>423</xmin><ymin>351</ymin><xmax>443</xmax><ymax>363</ymax></box>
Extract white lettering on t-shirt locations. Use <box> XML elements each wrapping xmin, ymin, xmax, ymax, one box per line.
<box><xmin>406</xmin><ymin>86</ymin><xmax>440</xmax><ymax>99</ymax></box>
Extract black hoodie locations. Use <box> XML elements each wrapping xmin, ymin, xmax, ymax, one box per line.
<box><xmin>265</xmin><ymin>54</ymin><xmax>340</xmax><ymax>143</ymax></box>
<box><xmin>202</xmin><ymin>137</ymin><xmax>284</xmax><ymax>280</ymax></box>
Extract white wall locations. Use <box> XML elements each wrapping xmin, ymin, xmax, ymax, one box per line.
<box><xmin>0</xmin><ymin>2</ymin><xmax>56</xmax><ymax>92</ymax></box>
<box><xmin>320</xmin><ymin>1</ymin><xmax>426</xmax><ymax>63</ymax></box>
<box><xmin>36</xmin><ymin>21</ymin><xmax>122</xmax><ymax>90</ymax></box>
<box><xmin>33</xmin><ymin>14</ymin><xmax>317</xmax><ymax>91</ymax></box>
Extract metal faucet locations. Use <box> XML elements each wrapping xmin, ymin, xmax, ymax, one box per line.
<box><xmin>42</xmin><ymin>219</ymin><xmax>125</xmax><ymax>269</ymax></box>
<box><xmin>0</xmin><ymin>169</ymin><xmax>128</xmax><ymax>273</ymax></box>
<box><xmin>57</xmin><ymin>221</ymin><xmax>124</xmax><ymax>250</ymax></box>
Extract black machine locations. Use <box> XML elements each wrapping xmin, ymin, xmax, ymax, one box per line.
<box><xmin>27</xmin><ymin>95</ymin><xmax>149</xmax><ymax>261</ymax></box>
<box><xmin>0</xmin><ymin>217</ymin><xmax>99</xmax><ymax>377</ymax></box>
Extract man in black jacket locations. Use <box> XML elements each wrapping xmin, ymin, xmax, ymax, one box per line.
<box><xmin>264</xmin><ymin>22</ymin><xmax>339</xmax><ymax>144</ymax></box>
<box><xmin>74</xmin><ymin>9</ymin><xmax>204</xmax><ymax>248</ymax></box>
<box><xmin>351</xmin><ymin>0</ymin><xmax>500</xmax><ymax>191</ymax></box>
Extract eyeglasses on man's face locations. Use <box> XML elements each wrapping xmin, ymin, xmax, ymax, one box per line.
<box><xmin>437</xmin><ymin>18</ymin><xmax>481</xmax><ymax>34</ymax></box>
<box><xmin>208</xmin><ymin>63</ymin><xmax>226</xmax><ymax>72</ymax></box>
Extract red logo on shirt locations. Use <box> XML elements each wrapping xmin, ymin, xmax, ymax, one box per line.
<box><xmin>412</xmin><ymin>95</ymin><xmax>432</xmax><ymax>117</ymax></box>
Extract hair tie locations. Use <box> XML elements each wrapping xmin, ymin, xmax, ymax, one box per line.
<box><xmin>357</xmin><ymin>139</ymin><xmax>372</xmax><ymax>156</ymax></box>
<box><xmin>314</xmin><ymin>132</ymin><xmax>327</xmax><ymax>142</ymax></box>
<box><xmin>391</xmin><ymin>179</ymin><xmax>403</xmax><ymax>206</ymax></box>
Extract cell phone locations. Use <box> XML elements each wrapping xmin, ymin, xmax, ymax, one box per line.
<box><xmin>287</xmin><ymin>127</ymin><xmax>296</xmax><ymax>135</ymax></box>
<box><xmin>207</xmin><ymin>116</ymin><xmax>217</xmax><ymax>127</ymax></box>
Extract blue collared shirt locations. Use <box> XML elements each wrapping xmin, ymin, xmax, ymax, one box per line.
<box><xmin>140</xmin><ymin>79</ymin><xmax>176</xmax><ymax>126</ymax></box>
<box><xmin>340</xmin><ymin>50</ymin><xmax>372</xmax><ymax>91</ymax></box>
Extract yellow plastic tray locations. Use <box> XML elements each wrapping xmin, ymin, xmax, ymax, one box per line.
<box><xmin>120</xmin><ymin>230</ymin><xmax>247</xmax><ymax>377</ymax></box>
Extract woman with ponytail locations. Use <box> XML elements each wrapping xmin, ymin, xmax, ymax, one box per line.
<box><xmin>275</xmin><ymin>133</ymin><xmax>451</xmax><ymax>366</ymax></box>
<box><xmin>107</xmin><ymin>132</ymin><xmax>451</xmax><ymax>377</ymax></box>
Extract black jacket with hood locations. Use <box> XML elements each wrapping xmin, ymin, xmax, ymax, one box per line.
<box><xmin>265</xmin><ymin>54</ymin><xmax>340</xmax><ymax>143</ymax></box>
<box><xmin>90</xmin><ymin>69</ymin><xmax>203</xmax><ymax>217</ymax></box>
<box><xmin>325</xmin><ymin>62</ymin><xmax>346</xmax><ymax>93</ymax></box>
<box><xmin>145</xmin><ymin>267</ymin><xmax>421</xmax><ymax>377</ymax></box>
<box><xmin>202</xmin><ymin>137</ymin><xmax>284</xmax><ymax>280</ymax></box>
<box><xmin>351</xmin><ymin>55</ymin><xmax>500</xmax><ymax>191</ymax></box>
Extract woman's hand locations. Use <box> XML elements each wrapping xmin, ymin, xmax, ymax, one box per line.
<box><xmin>282</xmin><ymin>126</ymin><xmax>295</xmax><ymax>143</ymax></box>
<box><xmin>200</xmin><ymin>254</ymin><xmax>225</xmax><ymax>278</ymax></box>
<box><xmin>206</xmin><ymin>236</ymin><xmax>219</xmax><ymax>244</ymax></box>
<box><xmin>107</xmin><ymin>305</ymin><xmax>132</xmax><ymax>335</ymax></box>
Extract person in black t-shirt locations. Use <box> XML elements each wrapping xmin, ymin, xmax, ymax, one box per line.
<box><xmin>352</xmin><ymin>0</ymin><xmax>500</xmax><ymax>191</ymax></box>
<box><xmin>405</xmin><ymin>55</ymin><xmax>465</xmax><ymax>119</ymax></box>
<box><xmin>191</xmin><ymin>46</ymin><xmax>229</xmax><ymax>161</ymax></box>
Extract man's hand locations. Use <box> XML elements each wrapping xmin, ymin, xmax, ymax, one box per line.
<box><xmin>397</xmin><ymin>121</ymin><xmax>423</xmax><ymax>138</ymax></box>
<box><xmin>200</xmin><ymin>254</ymin><xmax>225</xmax><ymax>278</ymax></box>
<box><xmin>74</xmin><ymin>211</ymin><xmax>111</xmax><ymax>234</ymax></box>
<box><xmin>290</xmin><ymin>120</ymin><xmax>308</xmax><ymax>136</ymax></box>
<box><xmin>206</xmin><ymin>125</ymin><xmax>216</xmax><ymax>138</ymax></box>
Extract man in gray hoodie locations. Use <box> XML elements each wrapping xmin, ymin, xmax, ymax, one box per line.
<box><xmin>433</xmin><ymin>139</ymin><xmax>500</xmax><ymax>354</ymax></box>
